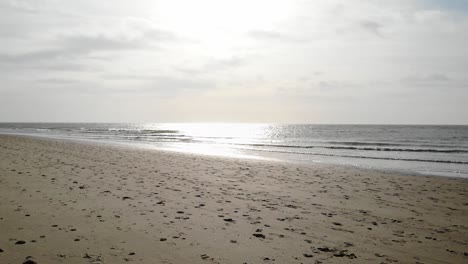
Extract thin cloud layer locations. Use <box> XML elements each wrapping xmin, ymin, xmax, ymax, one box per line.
<box><xmin>0</xmin><ymin>0</ymin><xmax>467</xmax><ymax>124</ymax></box>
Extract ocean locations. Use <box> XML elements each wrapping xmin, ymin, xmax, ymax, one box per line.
<box><xmin>0</xmin><ymin>123</ymin><xmax>467</xmax><ymax>178</ymax></box>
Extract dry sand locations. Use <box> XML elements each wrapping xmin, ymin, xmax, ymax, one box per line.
<box><xmin>0</xmin><ymin>134</ymin><xmax>467</xmax><ymax>264</ymax></box>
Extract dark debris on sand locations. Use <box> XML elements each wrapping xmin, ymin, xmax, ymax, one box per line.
<box><xmin>253</xmin><ymin>233</ymin><xmax>266</xmax><ymax>239</ymax></box>
<box><xmin>23</xmin><ymin>256</ymin><xmax>38</xmax><ymax>264</ymax></box>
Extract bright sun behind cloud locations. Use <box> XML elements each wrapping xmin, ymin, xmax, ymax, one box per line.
<box><xmin>155</xmin><ymin>0</ymin><xmax>295</xmax><ymax>35</ymax></box>
<box><xmin>0</xmin><ymin>0</ymin><xmax>467</xmax><ymax>124</ymax></box>
<box><xmin>152</xmin><ymin>0</ymin><xmax>297</xmax><ymax>59</ymax></box>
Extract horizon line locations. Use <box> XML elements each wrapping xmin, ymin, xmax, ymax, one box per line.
<box><xmin>0</xmin><ymin>122</ymin><xmax>467</xmax><ymax>126</ymax></box>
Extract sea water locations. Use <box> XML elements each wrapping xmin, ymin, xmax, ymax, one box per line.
<box><xmin>1</xmin><ymin>123</ymin><xmax>467</xmax><ymax>178</ymax></box>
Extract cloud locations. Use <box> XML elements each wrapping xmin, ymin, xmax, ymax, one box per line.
<box><xmin>247</xmin><ymin>30</ymin><xmax>306</xmax><ymax>42</ymax></box>
<box><xmin>121</xmin><ymin>17</ymin><xmax>179</xmax><ymax>42</ymax></box>
<box><xmin>37</xmin><ymin>78</ymin><xmax>82</xmax><ymax>84</ymax></box>
<box><xmin>400</xmin><ymin>73</ymin><xmax>451</xmax><ymax>84</ymax></box>
<box><xmin>0</xmin><ymin>0</ymin><xmax>467</xmax><ymax>123</ymax></box>
<box><xmin>427</xmin><ymin>73</ymin><xmax>451</xmax><ymax>81</ymax></box>
<box><xmin>0</xmin><ymin>11</ymin><xmax>178</xmax><ymax>68</ymax></box>
<box><xmin>100</xmin><ymin>74</ymin><xmax>216</xmax><ymax>95</ymax></box>
<box><xmin>360</xmin><ymin>20</ymin><xmax>384</xmax><ymax>36</ymax></box>
<box><xmin>175</xmin><ymin>57</ymin><xmax>246</xmax><ymax>75</ymax></box>
<box><xmin>60</xmin><ymin>34</ymin><xmax>143</xmax><ymax>53</ymax></box>
<box><xmin>0</xmin><ymin>50</ymin><xmax>63</xmax><ymax>64</ymax></box>
<box><xmin>0</xmin><ymin>57</ymin><xmax>94</xmax><ymax>73</ymax></box>
<box><xmin>0</xmin><ymin>0</ymin><xmax>46</xmax><ymax>13</ymax></box>
<box><xmin>36</xmin><ymin>62</ymin><xmax>92</xmax><ymax>72</ymax></box>
<box><xmin>413</xmin><ymin>10</ymin><xmax>448</xmax><ymax>23</ymax></box>
<box><xmin>0</xmin><ymin>27</ymin><xmax>178</xmax><ymax>70</ymax></box>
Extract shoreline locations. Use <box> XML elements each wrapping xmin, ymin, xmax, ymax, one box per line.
<box><xmin>1</xmin><ymin>134</ymin><xmax>467</xmax><ymax>263</ymax></box>
<box><xmin>1</xmin><ymin>132</ymin><xmax>464</xmax><ymax>180</ymax></box>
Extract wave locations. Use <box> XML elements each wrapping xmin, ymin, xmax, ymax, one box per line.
<box><xmin>247</xmin><ymin>148</ymin><xmax>468</xmax><ymax>165</ymax></box>
<box><xmin>80</xmin><ymin>129</ymin><xmax>180</xmax><ymax>134</ymax></box>
<box><xmin>13</xmin><ymin>126</ymin><xmax>468</xmax><ymax>154</ymax></box>
<box><xmin>327</xmin><ymin>141</ymin><xmax>466</xmax><ymax>149</ymax></box>
<box><xmin>236</xmin><ymin>143</ymin><xmax>468</xmax><ymax>154</ymax></box>
<box><xmin>327</xmin><ymin>141</ymin><xmax>406</xmax><ymax>146</ymax></box>
<box><xmin>323</xmin><ymin>146</ymin><xmax>468</xmax><ymax>153</ymax></box>
<box><xmin>141</xmin><ymin>129</ymin><xmax>179</xmax><ymax>134</ymax></box>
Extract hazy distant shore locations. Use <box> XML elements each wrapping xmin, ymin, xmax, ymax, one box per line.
<box><xmin>1</xmin><ymin>134</ymin><xmax>467</xmax><ymax>263</ymax></box>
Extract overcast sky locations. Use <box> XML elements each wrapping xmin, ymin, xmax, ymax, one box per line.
<box><xmin>1</xmin><ymin>0</ymin><xmax>467</xmax><ymax>124</ymax></box>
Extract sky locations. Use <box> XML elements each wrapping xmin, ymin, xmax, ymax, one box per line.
<box><xmin>0</xmin><ymin>0</ymin><xmax>467</xmax><ymax>124</ymax></box>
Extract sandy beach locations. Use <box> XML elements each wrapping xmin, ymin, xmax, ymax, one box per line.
<box><xmin>0</xmin><ymin>134</ymin><xmax>467</xmax><ymax>264</ymax></box>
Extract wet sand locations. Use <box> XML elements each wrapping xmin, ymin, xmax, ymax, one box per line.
<box><xmin>0</xmin><ymin>134</ymin><xmax>467</xmax><ymax>264</ymax></box>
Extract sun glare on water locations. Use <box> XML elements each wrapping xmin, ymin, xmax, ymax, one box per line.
<box><xmin>150</xmin><ymin>123</ymin><xmax>273</xmax><ymax>159</ymax></box>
